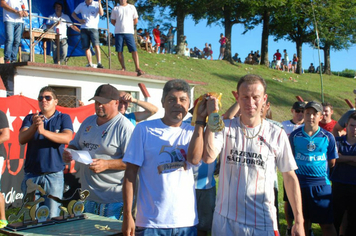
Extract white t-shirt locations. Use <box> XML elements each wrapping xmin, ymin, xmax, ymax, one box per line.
<box><xmin>74</xmin><ymin>1</ymin><xmax>100</xmax><ymax>29</ymax></box>
<box><xmin>46</xmin><ymin>13</ymin><xmax>73</xmax><ymax>39</ymax></box>
<box><xmin>213</xmin><ymin>117</ymin><xmax>297</xmax><ymax>231</ymax></box>
<box><xmin>69</xmin><ymin>113</ymin><xmax>134</xmax><ymax>204</ymax></box>
<box><xmin>2</xmin><ymin>0</ymin><xmax>29</xmax><ymax>23</ymax></box>
<box><xmin>123</xmin><ymin>119</ymin><xmax>198</xmax><ymax>228</ymax></box>
<box><xmin>281</xmin><ymin>120</ymin><xmax>304</xmax><ymax>136</ymax></box>
<box><xmin>110</xmin><ymin>4</ymin><xmax>138</xmax><ymax>34</ymax></box>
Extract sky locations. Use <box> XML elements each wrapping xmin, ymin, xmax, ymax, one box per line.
<box><xmin>100</xmin><ymin>15</ymin><xmax>355</xmax><ymax>72</ymax></box>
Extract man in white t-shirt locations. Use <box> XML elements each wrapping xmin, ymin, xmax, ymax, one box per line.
<box><xmin>110</xmin><ymin>0</ymin><xmax>144</xmax><ymax>76</ymax></box>
<box><xmin>72</xmin><ymin>0</ymin><xmax>104</xmax><ymax>68</ymax></box>
<box><xmin>46</xmin><ymin>1</ymin><xmax>80</xmax><ymax>64</ymax></box>
<box><xmin>0</xmin><ymin>0</ymin><xmax>28</xmax><ymax>63</ymax></box>
<box><xmin>122</xmin><ymin>79</ymin><xmax>198</xmax><ymax>235</ymax></box>
<box><xmin>188</xmin><ymin>74</ymin><xmax>304</xmax><ymax>236</ymax></box>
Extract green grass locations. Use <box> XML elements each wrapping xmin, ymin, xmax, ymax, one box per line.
<box><xmin>41</xmin><ymin>45</ymin><xmax>354</xmax><ymax>122</ymax></box>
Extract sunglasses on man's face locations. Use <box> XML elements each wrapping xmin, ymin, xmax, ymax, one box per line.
<box><xmin>38</xmin><ymin>95</ymin><xmax>53</xmax><ymax>102</ymax></box>
<box><xmin>295</xmin><ymin>109</ymin><xmax>304</xmax><ymax>113</ymax></box>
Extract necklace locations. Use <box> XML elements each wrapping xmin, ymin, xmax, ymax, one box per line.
<box><xmin>241</xmin><ymin>119</ymin><xmax>263</xmax><ymax>139</ymax></box>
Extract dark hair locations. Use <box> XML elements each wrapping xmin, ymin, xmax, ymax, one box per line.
<box><xmin>237</xmin><ymin>74</ymin><xmax>267</xmax><ymax>94</ymax></box>
<box><xmin>39</xmin><ymin>86</ymin><xmax>57</xmax><ymax>99</ymax></box>
<box><xmin>53</xmin><ymin>1</ymin><xmax>63</xmax><ymax>9</ymax></box>
<box><xmin>321</xmin><ymin>102</ymin><xmax>333</xmax><ymax>110</ymax></box>
<box><xmin>161</xmin><ymin>79</ymin><xmax>191</xmax><ymax>103</ymax></box>
<box><xmin>347</xmin><ymin>112</ymin><xmax>356</xmax><ymax>123</ymax></box>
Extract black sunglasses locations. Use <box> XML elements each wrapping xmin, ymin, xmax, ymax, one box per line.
<box><xmin>38</xmin><ymin>95</ymin><xmax>53</xmax><ymax>102</ymax></box>
<box><xmin>295</xmin><ymin>109</ymin><xmax>304</xmax><ymax>113</ymax></box>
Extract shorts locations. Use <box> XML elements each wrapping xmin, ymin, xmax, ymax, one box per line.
<box><xmin>154</xmin><ymin>39</ymin><xmax>161</xmax><ymax>47</ymax></box>
<box><xmin>301</xmin><ymin>185</ymin><xmax>334</xmax><ymax>224</ymax></box>
<box><xmin>292</xmin><ymin>61</ymin><xmax>297</xmax><ymax>65</ymax></box>
<box><xmin>115</xmin><ymin>33</ymin><xmax>137</xmax><ymax>53</ymax></box>
<box><xmin>276</xmin><ymin>60</ymin><xmax>281</xmax><ymax>67</ymax></box>
<box><xmin>80</xmin><ymin>28</ymin><xmax>100</xmax><ymax>49</ymax></box>
<box><xmin>220</xmin><ymin>44</ymin><xmax>226</xmax><ymax>49</ymax></box>
<box><xmin>135</xmin><ymin>226</ymin><xmax>197</xmax><ymax>236</ymax></box>
<box><xmin>211</xmin><ymin>212</ymin><xmax>278</xmax><ymax>236</ymax></box>
<box><xmin>196</xmin><ymin>187</ymin><xmax>216</xmax><ymax>231</ymax></box>
<box><xmin>84</xmin><ymin>200</ymin><xmax>123</xmax><ymax>220</ymax></box>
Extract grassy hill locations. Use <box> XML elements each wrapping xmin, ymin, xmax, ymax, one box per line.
<box><xmin>32</xmin><ymin>46</ymin><xmax>355</xmax><ymax>122</ymax></box>
<box><xmin>4</xmin><ymin>46</ymin><xmax>355</xmax><ymax>122</ymax></box>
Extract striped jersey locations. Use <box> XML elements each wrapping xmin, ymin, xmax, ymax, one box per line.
<box><xmin>213</xmin><ymin>117</ymin><xmax>297</xmax><ymax>231</ymax></box>
<box><xmin>193</xmin><ymin>160</ymin><xmax>216</xmax><ymax>189</ymax></box>
<box><xmin>289</xmin><ymin>127</ymin><xmax>338</xmax><ymax>188</ymax></box>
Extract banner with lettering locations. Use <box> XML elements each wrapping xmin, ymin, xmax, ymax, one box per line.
<box><xmin>0</xmin><ymin>95</ymin><xmax>94</xmax><ymax>208</ymax></box>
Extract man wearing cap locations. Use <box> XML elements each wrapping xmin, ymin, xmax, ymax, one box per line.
<box><xmin>63</xmin><ymin>84</ymin><xmax>134</xmax><ymax>219</ymax></box>
<box><xmin>281</xmin><ymin>101</ymin><xmax>305</xmax><ymax>235</ymax></box>
<box><xmin>19</xmin><ymin>86</ymin><xmax>73</xmax><ymax>218</ymax></box>
<box><xmin>46</xmin><ymin>1</ymin><xmax>80</xmax><ymax>64</ymax></box>
<box><xmin>282</xmin><ymin>101</ymin><xmax>305</xmax><ymax>136</ymax></box>
<box><xmin>289</xmin><ymin>101</ymin><xmax>338</xmax><ymax>236</ymax></box>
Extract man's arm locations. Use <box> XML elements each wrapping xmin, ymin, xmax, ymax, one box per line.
<box><xmin>19</xmin><ymin>124</ymin><xmax>38</xmax><ymax>145</ymax></box>
<box><xmin>283</xmin><ymin>171</ymin><xmax>305</xmax><ymax>236</ymax></box>
<box><xmin>222</xmin><ymin>102</ymin><xmax>239</xmax><ymax>120</ymax></box>
<box><xmin>332</xmin><ymin>122</ymin><xmax>343</xmax><ymax>137</ymax></box>
<box><xmin>122</xmin><ymin>163</ymin><xmax>139</xmax><ymax>236</ymax></box>
<box><xmin>89</xmin><ymin>159</ymin><xmax>126</xmax><ymax>173</ymax></box>
<box><xmin>134</xmin><ymin>18</ymin><xmax>138</xmax><ymax>25</ymax></box>
<box><xmin>98</xmin><ymin>0</ymin><xmax>103</xmax><ymax>16</ymax></box>
<box><xmin>0</xmin><ymin>127</ymin><xmax>9</xmax><ymax>145</ymax></box>
<box><xmin>328</xmin><ymin>159</ymin><xmax>336</xmax><ymax>168</ymax></box>
<box><xmin>0</xmin><ymin>0</ymin><xmax>28</xmax><ymax>17</ymax></box>
<box><xmin>133</xmin><ymin>99</ymin><xmax>158</xmax><ymax>122</ymax></box>
<box><xmin>187</xmin><ymin>124</ymin><xmax>205</xmax><ymax>165</ymax></box>
<box><xmin>335</xmin><ymin>153</ymin><xmax>356</xmax><ymax>167</ymax></box>
<box><xmin>110</xmin><ymin>19</ymin><xmax>116</xmax><ymax>26</ymax></box>
<box><xmin>70</xmin><ymin>24</ymin><xmax>80</xmax><ymax>33</ymax></box>
<box><xmin>72</xmin><ymin>12</ymin><xmax>85</xmax><ymax>24</ymax></box>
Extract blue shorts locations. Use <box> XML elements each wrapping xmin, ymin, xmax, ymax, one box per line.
<box><xmin>301</xmin><ymin>185</ymin><xmax>334</xmax><ymax>224</ymax></box>
<box><xmin>84</xmin><ymin>200</ymin><xmax>123</xmax><ymax>220</ymax></box>
<box><xmin>80</xmin><ymin>28</ymin><xmax>100</xmax><ymax>50</ymax></box>
<box><xmin>115</xmin><ymin>34</ymin><xmax>137</xmax><ymax>53</ymax></box>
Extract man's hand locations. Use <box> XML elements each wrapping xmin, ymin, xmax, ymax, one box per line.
<box><xmin>62</xmin><ymin>149</ymin><xmax>73</xmax><ymax>163</ymax></box>
<box><xmin>291</xmin><ymin>221</ymin><xmax>305</xmax><ymax>236</ymax></box>
<box><xmin>206</xmin><ymin>96</ymin><xmax>219</xmax><ymax>115</ymax></box>
<box><xmin>122</xmin><ymin>215</ymin><xmax>135</xmax><ymax>236</ymax></box>
<box><xmin>89</xmin><ymin>159</ymin><xmax>109</xmax><ymax>173</ymax></box>
<box><xmin>120</xmin><ymin>93</ymin><xmax>135</xmax><ymax>104</ymax></box>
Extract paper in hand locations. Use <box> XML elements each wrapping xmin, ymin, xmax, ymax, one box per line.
<box><xmin>66</xmin><ymin>149</ymin><xmax>93</xmax><ymax>165</ymax></box>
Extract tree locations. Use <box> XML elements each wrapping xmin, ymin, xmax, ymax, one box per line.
<box><xmin>311</xmin><ymin>0</ymin><xmax>356</xmax><ymax>74</ymax></box>
<box><xmin>270</xmin><ymin>0</ymin><xmax>315</xmax><ymax>74</ymax></box>
<box><xmin>192</xmin><ymin>0</ymin><xmax>257</xmax><ymax>63</ymax></box>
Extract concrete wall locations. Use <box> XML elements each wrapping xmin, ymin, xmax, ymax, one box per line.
<box><xmin>12</xmin><ymin>64</ymin><xmax>197</xmax><ymax>120</ymax></box>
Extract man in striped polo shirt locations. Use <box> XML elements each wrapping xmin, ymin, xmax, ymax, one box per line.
<box><xmin>188</xmin><ymin>74</ymin><xmax>304</xmax><ymax>236</ymax></box>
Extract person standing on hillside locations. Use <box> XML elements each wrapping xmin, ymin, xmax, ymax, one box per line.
<box><xmin>110</xmin><ymin>0</ymin><xmax>144</xmax><ymax>76</ymax></box>
<box><xmin>19</xmin><ymin>86</ymin><xmax>73</xmax><ymax>218</ymax></box>
<box><xmin>72</xmin><ymin>0</ymin><xmax>104</xmax><ymax>68</ymax></box>
<box><xmin>1</xmin><ymin>0</ymin><xmax>28</xmax><ymax>63</ymax></box>
<box><xmin>218</xmin><ymin>33</ymin><xmax>227</xmax><ymax>60</ymax></box>
<box><xmin>188</xmin><ymin>74</ymin><xmax>304</xmax><ymax>236</ymax></box>
<box><xmin>273</xmin><ymin>49</ymin><xmax>282</xmax><ymax>70</ymax></box>
<box><xmin>152</xmin><ymin>24</ymin><xmax>161</xmax><ymax>53</ymax></box>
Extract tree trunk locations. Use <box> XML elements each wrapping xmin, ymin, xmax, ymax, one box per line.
<box><xmin>260</xmin><ymin>10</ymin><xmax>270</xmax><ymax>67</ymax></box>
<box><xmin>295</xmin><ymin>39</ymin><xmax>303</xmax><ymax>74</ymax></box>
<box><xmin>223</xmin><ymin>7</ymin><xmax>233</xmax><ymax>64</ymax></box>
<box><xmin>176</xmin><ymin>7</ymin><xmax>185</xmax><ymax>55</ymax></box>
<box><xmin>323</xmin><ymin>44</ymin><xmax>331</xmax><ymax>75</ymax></box>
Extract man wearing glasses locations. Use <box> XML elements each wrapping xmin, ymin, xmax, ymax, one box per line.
<box><xmin>281</xmin><ymin>100</ymin><xmax>305</xmax><ymax>236</ymax></box>
<box><xmin>19</xmin><ymin>86</ymin><xmax>73</xmax><ymax>218</ymax></box>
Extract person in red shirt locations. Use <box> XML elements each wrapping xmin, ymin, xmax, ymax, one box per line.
<box><xmin>319</xmin><ymin>102</ymin><xmax>337</xmax><ymax>132</ymax></box>
<box><xmin>152</xmin><ymin>25</ymin><xmax>161</xmax><ymax>53</ymax></box>
<box><xmin>273</xmin><ymin>49</ymin><xmax>282</xmax><ymax>70</ymax></box>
